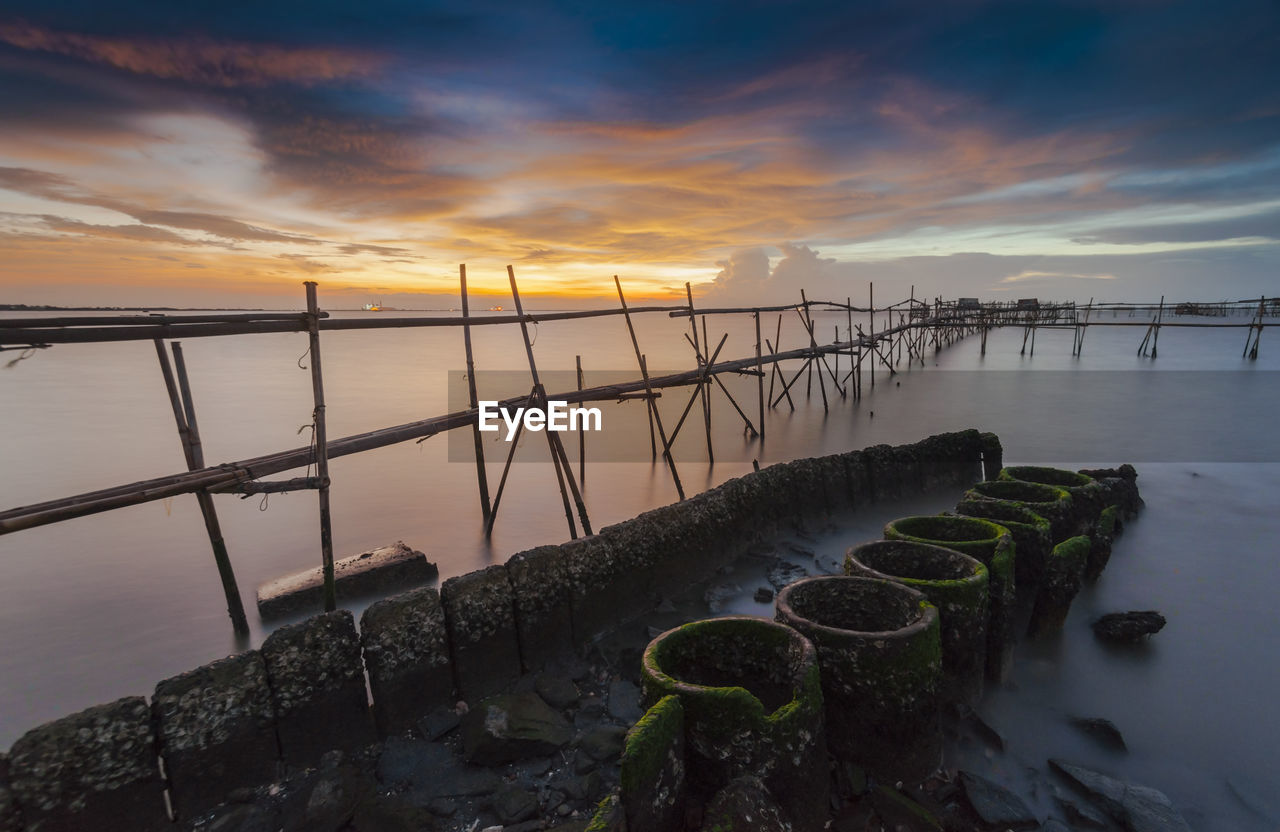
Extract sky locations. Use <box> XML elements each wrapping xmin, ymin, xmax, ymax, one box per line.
<box><xmin>0</xmin><ymin>0</ymin><xmax>1277</xmax><ymax>308</ymax></box>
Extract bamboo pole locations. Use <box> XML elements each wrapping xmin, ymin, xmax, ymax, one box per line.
<box><xmin>507</xmin><ymin>266</ymin><xmax>591</xmax><ymax>537</ymax></box>
<box><xmin>153</xmin><ymin>341</ymin><xmax>250</xmax><ymax>636</ymax></box>
<box><xmin>755</xmin><ymin>311</ymin><xmax>765</xmax><ymax>441</ymax></box>
<box><xmin>576</xmin><ymin>354</ymin><xmax>586</xmax><ymax>482</ymax></box>
<box><xmin>615</xmin><ymin>276</ymin><xmax>684</xmax><ymax>500</ymax></box>
<box><xmin>685</xmin><ymin>283</ymin><xmax>713</xmax><ymax>463</ymax></box>
<box><xmin>459</xmin><ymin>266</ymin><xmax>492</xmax><ymax>526</ymax></box>
<box><xmin>304</xmin><ymin>282</ymin><xmax>336</xmax><ymax>613</ymax></box>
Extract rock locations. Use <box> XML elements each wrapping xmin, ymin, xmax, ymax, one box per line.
<box><xmin>1092</xmin><ymin>611</ymin><xmax>1166</xmax><ymax>642</ymax></box>
<box><xmin>868</xmin><ymin>784</ymin><xmax>943</xmax><ymax>831</ymax></box>
<box><xmin>753</xmin><ymin>586</ymin><xmax>774</xmax><ymax>603</ymax></box>
<box><xmin>287</xmin><ymin>765</ymin><xmax>363</xmax><ymax>832</ymax></box>
<box><xmin>702</xmin><ymin>776</ymin><xmax>791</xmax><ymax>832</ymax></box>
<box><xmin>417</xmin><ymin>707</ymin><xmax>461</xmax><ymax>741</ymax></box>
<box><xmin>427</xmin><ymin>797</ymin><xmax>458</xmax><ymax>817</ymax></box>
<box><xmin>493</xmin><ymin>784</ymin><xmax>539</xmax><ymax>824</ymax></box>
<box><xmin>579</xmin><ymin>724</ymin><xmax>628</xmax><ymax>761</ymax></box>
<box><xmin>960</xmin><ymin>705</ymin><xmax>1006</xmax><ymax>752</ymax></box>
<box><xmin>462</xmin><ymin>692</ymin><xmax>573</xmax><ymax>765</ymax></box>
<box><xmin>1054</xmin><ymin>787</ymin><xmax>1108</xmax><ymax>828</ymax></box>
<box><xmin>206</xmin><ymin>803</ymin><xmax>280</xmax><ymax>832</ymax></box>
<box><xmin>536</xmin><ymin>674</ymin><xmax>580</xmax><ymax>710</ymax></box>
<box><xmin>1041</xmin><ymin>821</ymin><xmax>1072</xmax><ymax>832</ymax></box>
<box><xmin>378</xmin><ymin>738</ymin><xmax>499</xmax><ymax>799</ymax></box>
<box><xmin>556</xmin><ymin>771</ymin><xmax>601</xmax><ymax>801</ymax></box>
<box><xmin>606</xmin><ymin>680</ymin><xmax>643</xmax><ymax>725</ymax></box>
<box><xmin>958</xmin><ymin>771</ymin><xmax>1038</xmax><ymax>830</ymax></box>
<box><xmin>766</xmin><ymin>559</ymin><xmax>809</xmax><ymax>590</ymax></box>
<box><xmin>1050</xmin><ymin>760</ymin><xmax>1193</xmax><ymax>832</ymax></box>
<box><xmin>350</xmin><ymin>794</ymin><xmax>437</xmax><ymax>832</ymax></box>
<box><xmin>704</xmin><ymin>582</ymin><xmax>740</xmax><ymax>612</ymax></box>
<box><xmin>1070</xmin><ymin>716</ymin><xmax>1128</xmax><ymax>751</ymax></box>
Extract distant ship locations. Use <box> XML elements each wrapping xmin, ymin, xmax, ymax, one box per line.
<box><xmin>363</xmin><ymin>300</ymin><xmax>384</xmax><ymax>312</ymax></box>
<box><xmin>488</xmin><ymin>305</ymin><xmax>503</xmax><ymax>312</ymax></box>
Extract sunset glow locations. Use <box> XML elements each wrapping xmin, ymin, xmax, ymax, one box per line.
<box><xmin>1</xmin><ymin>4</ymin><xmax>1277</xmax><ymax>307</ymax></box>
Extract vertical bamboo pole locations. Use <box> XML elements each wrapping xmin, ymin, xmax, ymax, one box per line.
<box><xmin>641</xmin><ymin>355</ymin><xmax>657</xmax><ymax>458</ymax></box>
<box><xmin>507</xmin><ymin>266</ymin><xmax>591</xmax><ymax>536</ymax></box>
<box><xmin>685</xmin><ymin>283</ymin><xmax>713</xmax><ymax>463</ymax></box>
<box><xmin>1151</xmin><ymin>295</ymin><xmax>1164</xmax><ymax>358</ymax></box>
<box><xmin>615</xmin><ymin>276</ymin><xmax>685</xmax><ymax>499</ymax></box>
<box><xmin>153</xmin><ymin>340</ymin><xmax>249</xmax><ymax>636</ymax></box>
<box><xmin>459</xmin><ymin>266</ymin><xmax>492</xmax><ymax>526</ymax></box>
<box><xmin>303</xmin><ymin>281</ymin><xmax>336</xmax><ymax>612</ymax></box>
<box><xmin>576</xmin><ymin>354</ymin><xmax>586</xmax><ymax>482</ymax></box>
<box><xmin>754</xmin><ymin>311</ymin><xmax>765</xmax><ymax>441</ymax></box>
<box><xmin>869</xmin><ymin>282</ymin><xmax>875</xmax><ymax>389</ymax></box>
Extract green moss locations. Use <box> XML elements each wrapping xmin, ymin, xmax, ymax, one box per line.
<box><xmin>585</xmin><ymin>793</ymin><xmax>621</xmax><ymax>832</ymax></box>
<box><xmin>999</xmin><ymin>465</ymin><xmax>1094</xmax><ymax>488</ymax></box>
<box><xmin>1098</xmin><ymin>505</ymin><xmax>1119</xmax><ymax>537</ymax></box>
<box><xmin>620</xmin><ymin>695</ymin><xmax>684</xmax><ymax>798</ymax></box>
<box><xmin>1046</xmin><ymin>536</ymin><xmax>1090</xmax><ymax>582</ymax></box>
<box><xmin>884</xmin><ymin>515</ymin><xmax>1015</xmax><ymax>597</ymax></box>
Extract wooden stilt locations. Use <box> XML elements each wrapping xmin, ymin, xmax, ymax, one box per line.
<box><xmin>153</xmin><ymin>340</ymin><xmax>249</xmax><ymax>636</ymax></box>
<box><xmin>506</xmin><ymin>266</ymin><xmax>591</xmax><ymax>537</ymax></box>
<box><xmin>576</xmin><ymin>354</ymin><xmax>586</xmax><ymax>482</ymax></box>
<box><xmin>459</xmin><ymin>266</ymin><xmax>492</xmax><ymax>525</ymax></box>
<box><xmin>615</xmin><ymin>276</ymin><xmax>685</xmax><ymax>500</ymax></box>
<box><xmin>641</xmin><ymin>355</ymin><xmax>657</xmax><ymax>458</ymax></box>
<box><xmin>755</xmin><ymin>311</ymin><xmax>765</xmax><ymax>441</ymax></box>
<box><xmin>303</xmin><ymin>281</ymin><xmax>337</xmax><ymax>613</ymax></box>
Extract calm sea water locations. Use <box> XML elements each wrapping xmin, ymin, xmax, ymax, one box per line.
<box><xmin>1</xmin><ymin>306</ymin><xmax>1276</xmax><ymax>828</ymax></box>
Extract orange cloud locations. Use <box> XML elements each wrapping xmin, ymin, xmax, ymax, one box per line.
<box><xmin>0</xmin><ymin>23</ymin><xmax>382</xmax><ymax>86</ymax></box>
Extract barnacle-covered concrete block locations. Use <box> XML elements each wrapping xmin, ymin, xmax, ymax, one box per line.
<box><xmin>440</xmin><ymin>565</ymin><xmax>522</xmax><ymax>701</ymax></box>
<box><xmin>845</xmin><ymin>540</ymin><xmax>989</xmax><ymax>705</ymax></box>
<box><xmin>885</xmin><ymin>515</ymin><xmax>1016</xmax><ymax>682</ymax></box>
<box><xmin>360</xmin><ymin>586</ymin><xmax>454</xmax><ymax>737</ymax></box>
<box><xmin>1028</xmin><ymin>536</ymin><xmax>1091</xmax><ymax>636</ymax></box>
<box><xmin>8</xmin><ymin>696</ymin><xmax>168</xmax><ymax>832</ymax></box>
<box><xmin>641</xmin><ymin>617</ymin><xmax>828</xmax><ymax>832</ymax></box>
<box><xmin>980</xmin><ymin>431</ymin><xmax>1004</xmax><ymax>481</ymax></box>
<box><xmin>1085</xmin><ymin>505</ymin><xmax>1120</xmax><ymax>582</ymax></box>
<box><xmin>713</xmin><ymin>472</ymin><xmax>784</xmax><ymax>540</ymax></box>
<box><xmin>260</xmin><ymin>610</ymin><xmax>374</xmax><ymax>766</ymax></box>
<box><xmin>152</xmin><ymin>650</ymin><xmax>277</xmax><ymax>819</ymax></box>
<box><xmin>1</xmin><ymin>753</ymin><xmax>22</xmax><ymax>832</ymax></box>
<box><xmin>505</xmin><ymin>545</ymin><xmax>575</xmax><ymax>671</ymax></box>
<box><xmin>911</xmin><ymin>429</ymin><xmax>986</xmax><ymax>492</ymax></box>
<box><xmin>863</xmin><ymin>443</ymin><xmax>916</xmax><ymax>502</ymax></box>
<box><xmin>776</xmin><ymin>576</ymin><xmax>942</xmax><ymax>785</ymax></box>
<box><xmin>561</xmin><ymin>533</ymin><xmax>653</xmax><ymax>644</ymax></box>
<box><xmin>619</xmin><ymin>695</ymin><xmax>685</xmax><ymax>832</ymax></box>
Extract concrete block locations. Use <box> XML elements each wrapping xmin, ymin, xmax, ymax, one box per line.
<box><xmin>0</xmin><ymin>753</ymin><xmax>21</xmax><ymax>832</ymax></box>
<box><xmin>256</xmin><ymin>541</ymin><xmax>437</xmax><ymax>619</ymax></box>
<box><xmin>153</xmin><ymin>651</ymin><xmax>277</xmax><ymax>819</ymax></box>
<box><xmin>506</xmin><ymin>545</ymin><xmax>575</xmax><ymax>671</ymax></box>
<box><xmin>440</xmin><ymin>565</ymin><xmax>522</xmax><ymax>702</ymax></box>
<box><xmin>560</xmin><ymin>534</ymin><xmax>636</xmax><ymax>644</ymax></box>
<box><xmin>360</xmin><ymin>587</ymin><xmax>454</xmax><ymax>737</ymax></box>
<box><xmin>8</xmin><ymin>696</ymin><xmax>168</xmax><ymax>832</ymax></box>
<box><xmin>260</xmin><ymin>610</ymin><xmax>375</xmax><ymax>766</ymax></box>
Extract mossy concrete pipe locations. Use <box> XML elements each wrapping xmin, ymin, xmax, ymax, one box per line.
<box><xmin>1027</xmin><ymin>535</ymin><xmax>1091</xmax><ymax>635</ymax></box>
<box><xmin>999</xmin><ymin>466</ymin><xmax>1104</xmax><ymax>536</ymax></box>
<box><xmin>639</xmin><ymin>617</ymin><xmax>828</xmax><ymax>832</ymax></box>
<box><xmin>884</xmin><ymin>515</ymin><xmax>1016</xmax><ymax>682</ymax></box>
<box><xmin>775</xmin><ymin>576</ymin><xmax>943</xmax><ymax>786</ymax></box>
<box><xmin>844</xmin><ymin>540</ymin><xmax>989</xmax><ymax>705</ymax></box>
<box><xmin>964</xmin><ymin>479</ymin><xmax>1075</xmax><ymax>543</ymax></box>
<box><xmin>954</xmin><ymin>497</ymin><xmax>1052</xmax><ymax>594</ymax></box>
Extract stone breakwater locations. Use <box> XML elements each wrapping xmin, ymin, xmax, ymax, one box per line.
<box><xmin>0</xmin><ymin>429</ymin><xmax>1004</xmax><ymax>832</ymax></box>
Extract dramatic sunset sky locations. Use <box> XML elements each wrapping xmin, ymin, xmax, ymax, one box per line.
<box><xmin>1</xmin><ymin>1</ymin><xmax>1277</xmax><ymax>307</ymax></box>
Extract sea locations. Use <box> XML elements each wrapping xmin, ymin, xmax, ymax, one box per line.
<box><xmin>1</xmin><ymin>304</ymin><xmax>1277</xmax><ymax>829</ymax></box>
